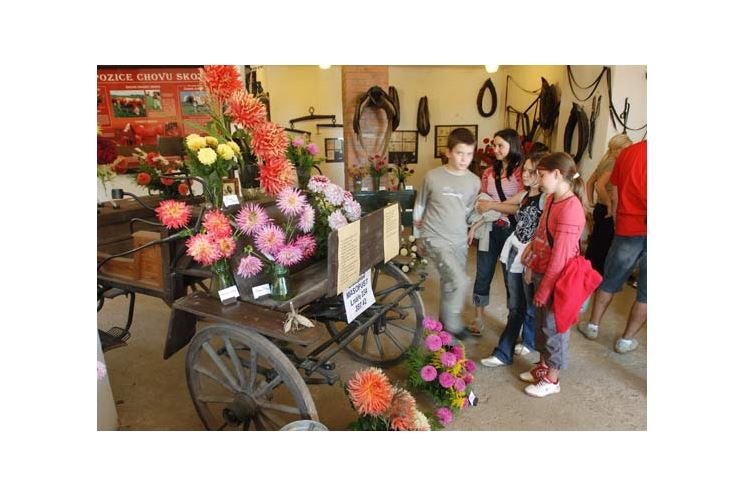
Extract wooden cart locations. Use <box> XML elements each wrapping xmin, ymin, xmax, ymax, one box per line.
<box><xmin>98</xmin><ymin>198</ymin><xmax>426</xmax><ymax>430</ymax></box>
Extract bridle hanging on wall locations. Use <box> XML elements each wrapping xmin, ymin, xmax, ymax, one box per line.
<box><xmin>477</xmin><ymin>78</ymin><xmax>497</xmax><ymax>117</ymax></box>
<box><xmin>563</xmin><ymin>102</ymin><xmax>590</xmax><ymax>163</ymax></box>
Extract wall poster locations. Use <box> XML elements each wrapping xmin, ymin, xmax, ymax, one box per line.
<box><xmin>97</xmin><ymin>66</ymin><xmax>207</xmax><ymax>170</ymax></box>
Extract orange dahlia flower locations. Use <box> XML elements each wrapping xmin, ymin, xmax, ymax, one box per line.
<box><xmin>347</xmin><ymin>367</ymin><xmax>393</xmax><ymax>417</ymax></box>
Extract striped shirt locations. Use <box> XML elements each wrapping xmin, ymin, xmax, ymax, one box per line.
<box><xmin>481</xmin><ymin>166</ymin><xmax>523</xmax><ymax>225</ymax></box>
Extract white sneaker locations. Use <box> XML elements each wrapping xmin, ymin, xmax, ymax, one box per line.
<box><xmin>514</xmin><ymin>344</ymin><xmax>531</xmax><ymax>356</ymax></box>
<box><xmin>577</xmin><ymin>322</ymin><xmax>599</xmax><ymax>340</ymax></box>
<box><xmin>524</xmin><ymin>377</ymin><xmax>560</xmax><ymax>397</ymax></box>
<box><xmin>480</xmin><ymin>356</ymin><xmax>507</xmax><ymax>367</ymax></box>
<box><xmin>519</xmin><ymin>364</ymin><xmax>548</xmax><ymax>383</ymax></box>
<box><xmin>614</xmin><ymin>338</ymin><xmax>639</xmax><ymax>354</ymax></box>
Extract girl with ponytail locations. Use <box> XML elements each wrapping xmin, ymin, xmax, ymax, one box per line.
<box><xmin>518</xmin><ymin>152</ymin><xmax>586</xmax><ymax>398</ymax></box>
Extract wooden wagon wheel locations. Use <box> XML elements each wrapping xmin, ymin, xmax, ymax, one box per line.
<box><xmin>186</xmin><ymin>324</ymin><xmax>318</xmax><ymax>431</ymax></box>
<box><xmin>325</xmin><ymin>262</ymin><xmax>424</xmax><ymax>367</ymax></box>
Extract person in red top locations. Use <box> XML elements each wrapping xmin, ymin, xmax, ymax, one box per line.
<box><xmin>519</xmin><ymin>152</ymin><xmax>586</xmax><ymax>398</ymax></box>
<box><xmin>578</xmin><ymin>140</ymin><xmax>647</xmax><ymax>354</ymax></box>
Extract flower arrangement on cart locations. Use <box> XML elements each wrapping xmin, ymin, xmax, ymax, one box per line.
<box><xmin>152</xmin><ymin>65</ymin><xmax>361</xmax><ymax>301</ymax></box>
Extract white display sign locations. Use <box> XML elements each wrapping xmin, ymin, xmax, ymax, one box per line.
<box><xmin>223</xmin><ymin>195</ymin><xmax>240</xmax><ymax>207</ymax></box>
<box><xmin>251</xmin><ymin>283</ymin><xmax>271</xmax><ymax>299</ymax></box>
<box><xmin>218</xmin><ymin>285</ymin><xmax>239</xmax><ymax>304</ymax></box>
<box><xmin>343</xmin><ymin>269</ymin><xmax>375</xmax><ymax>324</ymax></box>
<box><xmin>405</xmin><ymin>184</ymin><xmax>414</xmax><ymax>190</ymax></box>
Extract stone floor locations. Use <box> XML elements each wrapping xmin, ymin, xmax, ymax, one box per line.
<box><xmin>97</xmin><ymin>245</ymin><xmax>646</xmax><ymax>431</ymax></box>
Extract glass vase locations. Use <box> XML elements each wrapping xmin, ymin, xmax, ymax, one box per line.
<box><xmin>371</xmin><ymin>175</ymin><xmax>381</xmax><ymax>192</ymax></box>
<box><xmin>209</xmin><ymin>259</ymin><xmax>236</xmax><ymax>299</ymax></box>
<box><xmin>271</xmin><ymin>264</ymin><xmax>291</xmax><ymax>301</ymax></box>
<box><xmin>296</xmin><ymin>165</ymin><xmax>311</xmax><ymax>190</ymax></box>
<box><xmin>205</xmin><ymin>172</ymin><xmax>223</xmax><ymax>210</ymax></box>
<box><xmin>353</xmin><ymin>178</ymin><xmax>363</xmax><ymax>192</ymax></box>
<box><xmin>397</xmin><ymin>178</ymin><xmax>406</xmax><ymax>191</ymax></box>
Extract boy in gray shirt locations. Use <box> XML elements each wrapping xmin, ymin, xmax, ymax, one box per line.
<box><xmin>414</xmin><ymin>128</ymin><xmax>481</xmax><ymax>338</ymax></box>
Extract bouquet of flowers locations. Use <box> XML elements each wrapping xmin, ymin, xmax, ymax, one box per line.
<box><xmin>286</xmin><ymin>137</ymin><xmax>321</xmax><ymax>188</ymax></box>
<box><xmin>367</xmin><ymin>154</ymin><xmax>388</xmax><ymax>179</ymax></box>
<box><xmin>388</xmin><ymin>156</ymin><xmax>415</xmax><ymax>188</ymax></box>
<box><xmin>232</xmin><ymin>186</ymin><xmax>317</xmax><ymax>282</ymax></box>
<box><xmin>475</xmin><ymin>137</ymin><xmax>496</xmax><ymax>170</ymax></box>
<box><xmin>406</xmin><ymin>317</ymin><xmax>477</xmax><ymax>428</ymax></box>
<box><xmin>190</xmin><ymin>65</ymin><xmax>294</xmax><ymax>199</ymax></box>
<box><xmin>346</xmin><ymin>163</ymin><xmax>368</xmax><ymax>181</ymax></box>
<box><xmin>306</xmin><ymin>175</ymin><xmax>362</xmax><ymax>257</ymax></box>
<box><xmin>131</xmin><ymin>147</ymin><xmax>189</xmax><ymax>198</ymax></box>
<box><xmin>396</xmin><ymin>234</ymin><xmax>428</xmax><ymax>274</ymax></box>
<box><xmin>346</xmin><ymin>367</ymin><xmax>430</xmax><ymax>431</ymax></box>
<box><xmin>97</xmin><ymin>133</ymin><xmax>126</xmax><ymax>194</ymax></box>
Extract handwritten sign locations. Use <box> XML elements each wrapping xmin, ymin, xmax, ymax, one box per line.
<box><xmin>223</xmin><ymin>194</ymin><xmax>240</xmax><ymax>207</ymax></box>
<box><xmin>251</xmin><ymin>283</ymin><xmax>271</xmax><ymax>299</ymax></box>
<box><xmin>218</xmin><ymin>285</ymin><xmax>239</xmax><ymax>305</ymax></box>
<box><xmin>383</xmin><ymin>204</ymin><xmax>400</xmax><ymax>263</ymax></box>
<box><xmin>343</xmin><ymin>269</ymin><xmax>375</xmax><ymax>323</ymax></box>
<box><xmin>336</xmin><ymin>220</ymin><xmax>361</xmax><ymax>294</ymax></box>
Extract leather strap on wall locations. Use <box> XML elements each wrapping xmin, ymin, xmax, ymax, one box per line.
<box><xmin>417</xmin><ymin>96</ymin><xmax>430</xmax><ymax>137</ymax></box>
<box><xmin>477</xmin><ymin>78</ymin><xmax>497</xmax><ymax>117</ymax></box>
<box><xmin>389</xmin><ymin>86</ymin><xmax>400</xmax><ymax>131</ymax></box>
<box><xmin>563</xmin><ymin>103</ymin><xmax>590</xmax><ymax>163</ymax></box>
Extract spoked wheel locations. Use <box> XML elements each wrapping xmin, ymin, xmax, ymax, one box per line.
<box><xmin>326</xmin><ymin>262</ymin><xmax>425</xmax><ymax>367</ymax></box>
<box><xmin>186</xmin><ymin>324</ymin><xmax>318</xmax><ymax>431</ymax></box>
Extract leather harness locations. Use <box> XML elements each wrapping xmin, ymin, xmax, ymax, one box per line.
<box><xmin>563</xmin><ymin>102</ymin><xmax>590</xmax><ymax>163</ymax></box>
<box><xmin>477</xmin><ymin>78</ymin><xmax>497</xmax><ymax>117</ymax></box>
<box><xmin>417</xmin><ymin>96</ymin><xmax>430</xmax><ymax>137</ymax></box>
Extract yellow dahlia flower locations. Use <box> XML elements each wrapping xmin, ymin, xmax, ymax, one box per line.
<box><xmin>197</xmin><ymin>147</ymin><xmax>217</xmax><ymax>166</ymax></box>
<box><xmin>186</xmin><ymin>134</ymin><xmax>206</xmax><ymax>152</ymax></box>
<box><xmin>205</xmin><ymin>136</ymin><xmax>219</xmax><ymax>148</ymax></box>
<box><xmin>227</xmin><ymin>141</ymin><xmax>241</xmax><ymax>155</ymax></box>
<box><xmin>217</xmin><ymin>143</ymin><xmax>235</xmax><ymax>161</ymax></box>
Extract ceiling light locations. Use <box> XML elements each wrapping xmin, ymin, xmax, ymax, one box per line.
<box><xmin>485</xmin><ymin>65</ymin><xmax>499</xmax><ymax>73</ymax></box>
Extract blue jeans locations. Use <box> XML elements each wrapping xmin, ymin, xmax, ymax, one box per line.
<box><xmin>472</xmin><ymin>224</ymin><xmax>513</xmax><ymax>307</ymax></box>
<box><xmin>491</xmin><ymin>250</ymin><xmax>537</xmax><ymax>363</ymax></box>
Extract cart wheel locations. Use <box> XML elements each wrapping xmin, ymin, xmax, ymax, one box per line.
<box><xmin>327</xmin><ymin>262</ymin><xmax>424</xmax><ymax>367</ymax></box>
<box><xmin>186</xmin><ymin>324</ymin><xmax>318</xmax><ymax>431</ymax></box>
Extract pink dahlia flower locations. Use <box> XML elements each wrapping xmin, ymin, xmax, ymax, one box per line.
<box><xmin>236</xmin><ymin>203</ymin><xmax>269</xmax><ymax>236</ymax></box>
<box><xmin>436</xmin><ymin>407</ymin><xmax>453</xmax><ymax>426</ymax></box>
<box><xmin>255</xmin><ymin>224</ymin><xmax>285</xmax><ymax>256</ymax></box>
<box><xmin>202</xmin><ymin>210</ymin><xmax>232</xmax><ymax>238</ymax></box>
<box><xmin>464</xmin><ymin>359</ymin><xmax>476</xmax><ymax>373</ymax></box>
<box><xmin>275</xmin><ymin>244</ymin><xmax>303</xmax><ymax>267</ymax></box>
<box><xmin>298</xmin><ymin>205</ymin><xmax>315</xmax><ymax>233</ymax></box>
<box><xmin>454</xmin><ymin>378</ymin><xmax>466</xmax><ymax>392</ymax></box>
<box><xmin>237</xmin><ymin>254</ymin><xmax>263</xmax><ymax>278</ymax></box>
<box><xmin>328</xmin><ymin>210</ymin><xmax>348</xmax><ymax>230</ymax></box>
<box><xmin>276</xmin><ymin>187</ymin><xmax>307</xmax><ymax>217</ymax></box>
<box><xmin>438</xmin><ymin>331</ymin><xmax>452</xmax><ymax>346</ymax></box>
<box><xmin>186</xmin><ymin>233</ymin><xmax>219</xmax><ymax>265</ymax></box>
<box><xmin>420</xmin><ymin>365</ymin><xmax>437</xmax><ymax>382</ymax></box>
<box><xmin>306</xmin><ymin>142</ymin><xmax>319</xmax><ymax>155</ymax></box>
<box><xmin>440</xmin><ymin>351</ymin><xmax>457</xmax><ymax>368</ymax></box>
<box><xmin>423</xmin><ymin>317</ymin><xmax>443</xmax><ymax>332</ymax></box>
<box><xmin>438</xmin><ymin>371</ymin><xmax>455</xmax><ymax>389</ymax></box>
<box><xmin>424</xmin><ymin>334</ymin><xmax>442</xmax><ymax>352</ymax></box>
<box><xmin>155</xmin><ymin>200</ymin><xmax>191</xmax><ymax>230</ymax></box>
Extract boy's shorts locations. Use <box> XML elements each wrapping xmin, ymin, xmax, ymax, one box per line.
<box><xmin>599</xmin><ymin>235</ymin><xmax>646</xmax><ymax>303</ymax></box>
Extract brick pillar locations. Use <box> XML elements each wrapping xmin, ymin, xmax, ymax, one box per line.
<box><xmin>341</xmin><ymin>66</ymin><xmax>389</xmax><ymax>190</ymax></box>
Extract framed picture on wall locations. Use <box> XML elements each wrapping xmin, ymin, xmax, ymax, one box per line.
<box><xmin>325</xmin><ymin>138</ymin><xmax>344</xmax><ymax>162</ymax></box>
<box><xmin>434</xmin><ymin>125</ymin><xmax>478</xmax><ymax>159</ymax></box>
<box><xmin>388</xmin><ymin>130</ymin><xmax>418</xmax><ymax>164</ymax></box>
<box><xmin>284</xmin><ymin>128</ymin><xmax>312</xmax><ymax>143</ymax></box>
